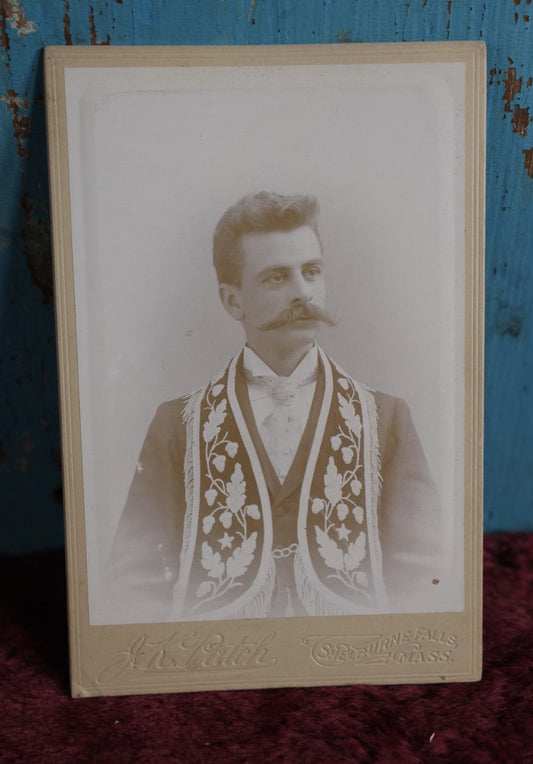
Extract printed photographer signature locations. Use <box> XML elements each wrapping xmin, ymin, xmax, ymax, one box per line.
<box><xmin>96</xmin><ymin>630</ymin><xmax>278</xmax><ymax>684</ymax></box>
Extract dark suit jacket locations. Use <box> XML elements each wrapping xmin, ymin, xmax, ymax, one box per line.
<box><xmin>106</xmin><ymin>363</ymin><xmax>443</xmax><ymax>622</ymax></box>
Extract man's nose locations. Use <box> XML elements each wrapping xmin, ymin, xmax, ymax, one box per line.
<box><xmin>290</xmin><ymin>273</ymin><xmax>312</xmax><ymax>302</ymax></box>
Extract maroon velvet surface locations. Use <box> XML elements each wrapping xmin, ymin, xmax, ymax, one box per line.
<box><xmin>1</xmin><ymin>533</ymin><xmax>532</xmax><ymax>763</ymax></box>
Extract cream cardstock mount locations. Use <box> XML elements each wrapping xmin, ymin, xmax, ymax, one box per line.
<box><xmin>45</xmin><ymin>42</ymin><xmax>485</xmax><ymax>696</ymax></box>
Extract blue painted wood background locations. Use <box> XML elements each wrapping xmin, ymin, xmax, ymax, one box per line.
<box><xmin>1</xmin><ymin>1</ymin><xmax>532</xmax><ymax>554</ymax></box>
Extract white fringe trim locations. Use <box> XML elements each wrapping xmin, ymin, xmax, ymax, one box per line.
<box><xmin>182</xmin><ymin>389</ymin><xmax>202</xmax><ymax>548</ymax></box>
<box><xmin>358</xmin><ymin>383</ymin><xmax>388</xmax><ymax>610</ymax></box>
<box><xmin>171</xmin><ymin>385</ymin><xmax>205</xmax><ymax>618</ymax></box>
<box><xmin>229</xmin><ymin>557</ymin><xmax>276</xmax><ymax>620</ymax></box>
<box><xmin>294</xmin><ymin>549</ymin><xmax>351</xmax><ymax>616</ymax></box>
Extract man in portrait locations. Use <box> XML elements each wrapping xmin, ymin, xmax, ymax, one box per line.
<box><xmin>107</xmin><ymin>191</ymin><xmax>444</xmax><ymax>623</ymax></box>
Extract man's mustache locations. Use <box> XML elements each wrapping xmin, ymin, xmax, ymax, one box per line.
<box><xmin>258</xmin><ymin>302</ymin><xmax>336</xmax><ymax>331</ymax></box>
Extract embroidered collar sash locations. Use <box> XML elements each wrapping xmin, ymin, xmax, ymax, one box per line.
<box><xmin>172</xmin><ymin>347</ymin><xmax>387</xmax><ymax>620</ymax></box>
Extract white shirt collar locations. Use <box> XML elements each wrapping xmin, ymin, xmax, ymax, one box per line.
<box><xmin>242</xmin><ymin>345</ymin><xmax>318</xmax><ymax>381</ymax></box>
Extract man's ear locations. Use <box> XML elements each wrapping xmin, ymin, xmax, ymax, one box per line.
<box><xmin>219</xmin><ymin>283</ymin><xmax>244</xmax><ymax>321</ymax></box>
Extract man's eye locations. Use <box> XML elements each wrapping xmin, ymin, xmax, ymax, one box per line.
<box><xmin>304</xmin><ymin>266</ymin><xmax>322</xmax><ymax>279</ymax></box>
<box><xmin>265</xmin><ymin>272</ymin><xmax>285</xmax><ymax>284</ymax></box>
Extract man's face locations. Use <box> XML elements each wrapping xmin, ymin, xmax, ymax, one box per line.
<box><xmin>221</xmin><ymin>225</ymin><xmax>327</xmax><ymax>356</ymax></box>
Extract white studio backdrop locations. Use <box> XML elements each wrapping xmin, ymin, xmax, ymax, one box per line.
<box><xmin>65</xmin><ymin>61</ymin><xmax>465</xmax><ymax>622</ymax></box>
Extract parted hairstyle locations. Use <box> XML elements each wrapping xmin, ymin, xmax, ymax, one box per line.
<box><xmin>213</xmin><ymin>191</ymin><xmax>321</xmax><ymax>286</ymax></box>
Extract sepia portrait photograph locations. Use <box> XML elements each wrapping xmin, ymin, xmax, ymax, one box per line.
<box><xmin>46</xmin><ymin>43</ymin><xmax>484</xmax><ymax>694</ymax></box>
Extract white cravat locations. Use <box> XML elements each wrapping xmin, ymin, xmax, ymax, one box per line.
<box><xmin>243</xmin><ymin>346</ymin><xmax>318</xmax><ymax>483</ymax></box>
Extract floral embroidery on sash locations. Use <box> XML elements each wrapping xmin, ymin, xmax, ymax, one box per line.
<box><xmin>174</xmin><ymin>349</ymin><xmax>384</xmax><ymax>620</ymax></box>
<box><xmin>308</xmin><ymin>377</ymin><xmax>374</xmax><ymax>599</ymax></box>
<box><xmin>194</xmin><ymin>383</ymin><xmax>262</xmax><ymax>607</ymax></box>
<box><xmin>173</xmin><ymin>359</ymin><xmax>274</xmax><ymax>620</ymax></box>
<box><xmin>296</xmin><ymin>351</ymin><xmax>386</xmax><ymax>614</ymax></box>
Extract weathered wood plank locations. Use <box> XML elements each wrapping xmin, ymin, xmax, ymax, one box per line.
<box><xmin>1</xmin><ymin>0</ymin><xmax>531</xmax><ymax>552</ymax></box>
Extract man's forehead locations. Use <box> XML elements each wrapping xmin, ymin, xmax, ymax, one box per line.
<box><xmin>239</xmin><ymin>225</ymin><xmax>322</xmax><ymax>259</ymax></box>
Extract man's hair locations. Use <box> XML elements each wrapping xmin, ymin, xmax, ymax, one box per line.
<box><xmin>213</xmin><ymin>191</ymin><xmax>321</xmax><ymax>285</ymax></box>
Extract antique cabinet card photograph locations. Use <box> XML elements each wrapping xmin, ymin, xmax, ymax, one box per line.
<box><xmin>45</xmin><ymin>42</ymin><xmax>485</xmax><ymax>697</ymax></box>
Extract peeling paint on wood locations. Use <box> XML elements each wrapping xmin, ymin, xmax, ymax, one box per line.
<box><xmin>62</xmin><ymin>0</ymin><xmax>72</xmax><ymax>45</ymax></box>
<box><xmin>2</xmin><ymin>89</ymin><xmax>30</xmax><ymax>156</ymax></box>
<box><xmin>446</xmin><ymin>1</ymin><xmax>452</xmax><ymax>39</ymax></box>
<box><xmin>502</xmin><ymin>67</ymin><xmax>522</xmax><ymax>112</ymax></box>
<box><xmin>0</xmin><ymin>13</ymin><xmax>10</xmax><ymax>50</ymax></box>
<box><xmin>523</xmin><ymin>147</ymin><xmax>533</xmax><ymax>176</ymax></box>
<box><xmin>512</xmin><ymin>104</ymin><xmax>531</xmax><ymax>135</ymax></box>
<box><xmin>0</xmin><ymin>0</ymin><xmax>36</xmax><ymax>36</ymax></box>
<box><xmin>21</xmin><ymin>192</ymin><xmax>53</xmax><ymax>303</ymax></box>
<box><xmin>89</xmin><ymin>4</ymin><xmax>110</xmax><ymax>46</ymax></box>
